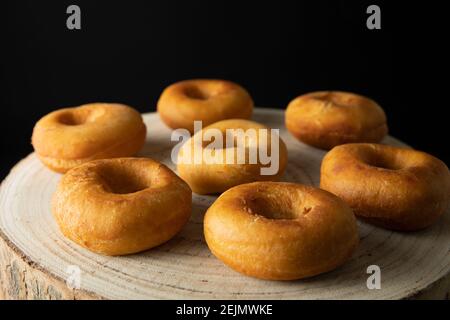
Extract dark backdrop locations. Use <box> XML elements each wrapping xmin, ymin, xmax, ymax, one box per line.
<box><xmin>2</xmin><ymin>1</ymin><xmax>447</xmax><ymax>179</ymax></box>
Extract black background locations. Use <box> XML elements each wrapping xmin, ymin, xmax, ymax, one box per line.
<box><xmin>0</xmin><ymin>300</ymin><xmax>443</xmax><ymax>316</ymax></box>
<box><xmin>2</xmin><ymin>1</ymin><xmax>447</xmax><ymax>180</ymax></box>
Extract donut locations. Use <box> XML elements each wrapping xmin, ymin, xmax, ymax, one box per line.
<box><xmin>204</xmin><ymin>182</ymin><xmax>359</xmax><ymax>280</ymax></box>
<box><xmin>157</xmin><ymin>79</ymin><xmax>253</xmax><ymax>133</ymax></box>
<box><xmin>32</xmin><ymin>103</ymin><xmax>146</xmax><ymax>173</ymax></box>
<box><xmin>177</xmin><ymin>119</ymin><xmax>288</xmax><ymax>194</ymax></box>
<box><xmin>285</xmin><ymin>91</ymin><xmax>388</xmax><ymax>149</ymax></box>
<box><xmin>320</xmin><ymin>143</ymin><xmax>450</xmax><ymax>231</ymax></box>
<box><xmin>52</xmin><ymin>158</ymin><xmax>192</xmax><ymax>255</ymax></box>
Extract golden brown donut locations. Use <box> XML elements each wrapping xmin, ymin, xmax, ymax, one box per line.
<box><xmin>52</xmin><ymin>158</ymin><xmax>192</xmax><ymax>255</ymax></box>
<box><xmin>177</xmin><ymin>119</ymin><xmax>288</xmax><ymax>194</ymax></box>
<box><xmin>32</xmin><ymin>103</ymin><xmax>146</xmax><ymax>173</ymax></box>
<box><xmin>204</xmin><ymin>182</ymin><xmax>359</xmax><ymax>280</ymax></box>
<box><xmin>285</xmin><ymin>91</ymin><xmax>388</xmax><ymax>149</ymax></box>
<box><xmin>320</xmin><ymin>143</ymin><xmax>450</xmax><ymax>231</ymax></box>
<box><xmin>157</xmin><ymin>79</ymin><xmax>253</xmax><ymax>133</ymax></box>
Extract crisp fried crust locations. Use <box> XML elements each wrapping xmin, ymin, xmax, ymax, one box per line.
<box><xmin>204</xmin><ymin>182</ymin><xmax>359</xmax><ymax>280</ymax></box>
<box><xmin>177</xmin><ymin>119</ymin><xmax>288</xmax><ymax>195</ymax></box>
<box><xmin>52</xmin><ymin>158</ymin><xmax>192</xmax><ymax>255</ymax></box>
<box><xmin>286</xmin><ymin>91</ymin><xmax>388</xmax><ymax>149</ymax></box>
<box><xmin>320</xmin><ymin>143</ymin><xmax>450</xmax><ymax>231</ymax></box>
<box><xmin>32</xmin><ymin>103</ymin><xmax>146</xmax><ymax>173</ymax></box>
<box><xmin>157</xmin><ymin>79</ymin><xmax>253</xmax><ymax>133</ymax></box>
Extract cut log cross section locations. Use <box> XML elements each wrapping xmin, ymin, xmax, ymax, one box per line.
<box><xmin>1</xmin><ymin>109</ymin><xmax>449</xmax><ymax>299</ymax></box>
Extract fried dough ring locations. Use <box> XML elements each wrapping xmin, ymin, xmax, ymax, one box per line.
<box><xmin>32</xmin><ymin>103</ymin><xmax>146</xmax><ymax>173</ymax></box>
<box><xmin>320</xmin><ymin>143</ymin><xmax>450</xmax><ymax>231</ymax></box>
<box><xmin>157</xmin><ymin>79</ymin><xmax>253</xmax><ymax>133</ymax></box>
<box><xmin>177</xmin><ymin>119</ymin><xmax>287</xmax><ymax>194</ymax></box>
<box><xmin>204</xmin><ymin>182</ymin><xmax>359</xmax><ymax>280</ymax></box>
<box><xmin>286</xmin><ymin>91</ymin><xmax>387</xmax><ymax>149</ymax></box>
<box><xmin>52</xmin><ymin>158</ymin><xmax>192</xmax><ymax>255</ymax></box>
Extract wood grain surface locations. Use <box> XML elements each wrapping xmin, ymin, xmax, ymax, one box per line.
<box><xmin>1</xmin><ymin>108</ymin><xmax>449</xmax><ymax>300</ymax></box>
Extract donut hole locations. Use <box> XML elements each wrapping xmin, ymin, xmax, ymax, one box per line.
<box><xmin>246</xmin><ymin>196</ymin><xmax>301</xmax><ymax>220</ymax></box>
<box><xmin>201</xmin><ymin>130</ymin><xmax>257</xmax><ymax>149</ymax></box>
<box><xmin>201</xmin><ymin>132</ymin><xmax>225</xmax><ymax>149</ymax></box>
<box><xmin>184</xmin><ymin>86</ymin><xmax>214</xmax><ymax>100</ymax></box>
<box><xmin>98</xmin><ymin>165</ymin><xmax>152</xmax><ymax>194</ymax></box>
<box><xmin>58</xmin><ymin>112</ymin><xmax>87</xmax><ymax>126</ymax></box>
<box><xmin>201</xmin><ymin>133</ymin><xmax>238</xmax><ymax>149</ymax></box>
<box><xmin>58</xmin><ymin>108</ymin><xmax>105</xmax><ymax>126</ymax></box>
<box><xmin>313</xmin><ymin>92</ymin><xmax>358</xmax><ymax>108</ymax></box>
<box><xmin>362</xmin><ymin>152</ymin><xmax>404</xmax><ymax>170</ymax></box>
<box><xmin>367</xmin><ymin>158</ymin><xmax>402</xmax><ymax>170</ymax></box>
<box><xmin>184</xmin><ymin>83</ymin><xmax>226</xmax><ymax>101</ymax></box>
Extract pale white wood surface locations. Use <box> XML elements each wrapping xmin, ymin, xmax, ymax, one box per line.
<box><xmin>0</xmin><ymin>108</ymin><xmax>449</xmax><ymax>299</ymax></box>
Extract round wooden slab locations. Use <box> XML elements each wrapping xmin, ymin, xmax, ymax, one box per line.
<box><xmin>1</xmin><ymin>108</ymin><xmax>449</xmax><ymax>300</ymax></box>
